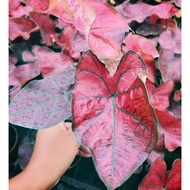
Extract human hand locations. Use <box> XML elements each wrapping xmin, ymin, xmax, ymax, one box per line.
<box><xmin>9</xmin><ymin>122</ymin><xmax>91</xmax><ymax>190</ymax></box>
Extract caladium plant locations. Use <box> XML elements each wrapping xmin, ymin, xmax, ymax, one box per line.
<box><xmin>9</xmin><ymin>0</ymin><xmax>181</xmax><ymax>189</ymax></box>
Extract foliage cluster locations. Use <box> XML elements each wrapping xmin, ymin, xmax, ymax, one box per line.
<box><xmin>9</xmin><ymin>0</ymin><xmax>181</xmax><ymax>189</ymax></box>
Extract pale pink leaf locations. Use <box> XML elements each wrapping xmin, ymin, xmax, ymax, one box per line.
<box><xmin>158</xmin><ymin>28</ymin><xmax>181</xmax><ymax>54</ymax></box>
<box><xmin>88</xmin><ymin>1</ymin><xmax>130</xmax><ymax>59</ymax></box>
<box><xmin>157</xmin><ymin>49</ymin><xmax>181</xmax><ymax>82</ymax></box>
<box><xmin>38</xmin><ymin>51</ymin><xmax>75</xmax><ymax>78</ymax></box>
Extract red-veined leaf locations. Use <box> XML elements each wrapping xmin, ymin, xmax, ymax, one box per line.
<box><xmin>158</xmin><ymin>28</ymin><xmax>181</xmax><ymax>54</ymax></box>
<box><xmin>9</xmin><ymin>17</ymin><xmax>38</xmax><ymax>41</ymax></box>
<box><xmin>138</xmin><ymin>157</ymin><xmax>167</xmax><ymax>190</ymax></box>
<box><xmin>145</xmin><ymin>79</ymin><xmax>174</xmax><ymax>110</ymax></box>
<box><xmin>165</xmin><ymin>159</ymin><xmax>181</xmax><ymax>190</ymax></box>
<box><xmin>87</xmin><ymin>1</ymin><xmax>130</xmax><ymax>59</ymax></box>
<box><xmin>9</xmin><ymin>68</ymin><xmax>76</xmax><ymax>129</ymax></box>
<box><xmin>29</xmin><ymin>12</ymin><xmax>58</xmax><ymax>46</ymax></box>
<box><xmin>155</xmin><ymin>109</ymin><xmax>181</xmax><ymax>151</ymax></box>
<box><xmin>139</xmin><ymin>157</ymin><xmax>181</xmax><ymax>190</ymax></box>
<box><xmin>157</xmin><ymin>49</ymin><xmax>181</xmax><ymax>82</ymax></box>
<box><xmin>123</xmin><ymin>33</ymin><xmax>158</xmax><ymax>82</ymax></box>
<box><xmin>25</xmin><ymin>0</ymin><xmax>50</xmax><ymax>12</ymax></box>
<box><xmin>72</xmin><ymin>50</ymin><xmax>157</xmax><ymax>189</ymax></box>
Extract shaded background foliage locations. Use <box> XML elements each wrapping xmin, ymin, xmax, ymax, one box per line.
<box><xmin>9</xmin><ymin>0</ymin><xmax>181</xmax><ymax>189</ymax></box>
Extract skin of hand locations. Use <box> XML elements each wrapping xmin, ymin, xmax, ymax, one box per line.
<box><xmin>9</xmin><ymin>122</ymin><xmax>91</xmax><ymax>190</ymax></box>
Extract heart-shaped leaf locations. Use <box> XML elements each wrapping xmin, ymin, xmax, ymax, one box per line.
<box><xmin>139</xmin><ymin>157</ymin><xmax>181</xmax><ymax>190</ymax></box>
<box><xmin>9</xmin><ymin>68</ymin><xmax>76</xmax><ymax>129</ymax></box>
<box><xmin>72</xmin><ymin>51</ymin><xmax>157</xmax><ymax>190</ymax></box>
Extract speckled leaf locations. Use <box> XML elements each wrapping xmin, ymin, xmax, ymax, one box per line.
<box><xmin>72</xmin><ymin>51</ymin><xmax>157</xmax><ymax>190</ymax></box>
<box><xmin>9</xmin><ymin>68</ymin><xmax>76</xmax><ymax>129</ymax></box>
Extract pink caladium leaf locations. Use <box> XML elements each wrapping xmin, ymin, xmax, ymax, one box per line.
<box><xmin>9</xmin><ymin>17</ymin><xmax>38</xmax><ymax>41</ymax></box>
<box><xmin>9</xmin><ymin>62</ymin><xmax>41</xmax><ymax>100</ymax></box>
<box><xmin>10</xmin><ymin>4</ymin><xmax>34</xmax><ymax>18</ymax></box>
<box><xmin>158</xmin><ymin>28</ymin><xmax>181</xmax><ymax>54</ymax></box>
<box><xmin>29</xmin><ymin>12</ymin><xmax>58</xmax><ymax>46</ymax></box>
<box><xmin>122</xmin><ymin>2</ymin><xmax>180</xmax><ymax>23</ymax></box>
<box><xmin>72</xmin><ymin>31</ymin><xmax>89</xmax><ymax>52</ymax></box>
<box><xmin>145</xmin><ymin>79</ymin><xmax>174</xmax><ymax>110</ymax></box>
<box><xmin>9</xmin><ymin>0</ymin><xmax>20</xmax><ymax>15</ymax></box>
<box><xmin>165</xmin><ymin>159</ymin><xmax>181</xmax><ymax>190</ymax></box>
<box><xmin>157</xmin><ymin>49</ymin><xmax>181</xmax><ymax>82</ymax></box>
<box><xmin>48</xmin><ymin>0</ymin><xmax>95</xmax><ymax>37</ymax></box>
<box><xmin>123</xmin><ymin>33</ymin><xmax>158</xmax><ymax>82</ymax></box>
<box><xmin>87</xmin><ymin>1</ymin><xmax>130</xmax><ymax>59</ymax></box>
<box><xmin>139</xmin><ymin>157</ymin><xmax>181</xmax><ymax>190</ymax></box>
<box><xmin>9</xmin><ymin>68</ymin><xmax>76</xmax><ymax>129</ymax></box>
<box><xmin>25</xmin><ymin>0</ymin><xmax>50</xmax><ymax>12</ymax></box>
<box><xmin>38</xmin><ymin>51</ymin><xmax>75</xmax><ymax>78</ymax></box>
<box><xmin>155</xmin><ymin>109</ymin><xmax>181</xmax><ymax>151</ymax></box>
<box><xmin>72</xmin><ymin>50</ymin><xmax>157</xmax><ymax>190</ymax></box>
<box><xmin>62</xmin><ymin>25</ymin><xmax>81</xmax><ymax>60</ymax></box>
<box><xmin>123</xmin><ymin>33</ymin><xmax>159</xmax><ymax>58</ymax></box>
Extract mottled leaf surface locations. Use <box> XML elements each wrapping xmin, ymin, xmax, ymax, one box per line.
<box><xmin>139</xmin><ymin>157</ymin><xmax>181</xmax><ymax>190</ymax></box>
<box><xmin>139</xmin><ymin>157</ymin><xmax>167</xmax><ymax>190</ymax></box>
<box><xmin>72</xmin><ymin>51</ymin><xmax>157</xmax><ymax>189</ymax></box>
<box><xmin>155</xmin><ymin>109</ymin><xmax>181</xmax><ymax>151</ymax></box>
<box><xmin>166</xmin><ymin>159</ymin><xmax>181</xmax><ymax>190</ymax></box>
<box><xmin>88</xmin><ymin>2</ymin><xmax>129</xmax><ymax>59</ymax></box>
<box><xmin>9</xmin><ymin>69</ymin><xmax>76</xmax><ymax>129</ymax></box>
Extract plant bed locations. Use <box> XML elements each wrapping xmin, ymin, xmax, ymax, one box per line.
<box><xmin>9</xmin><ymin>0</ymin><xmax>181</xmax><ymax>189</ymax></box>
